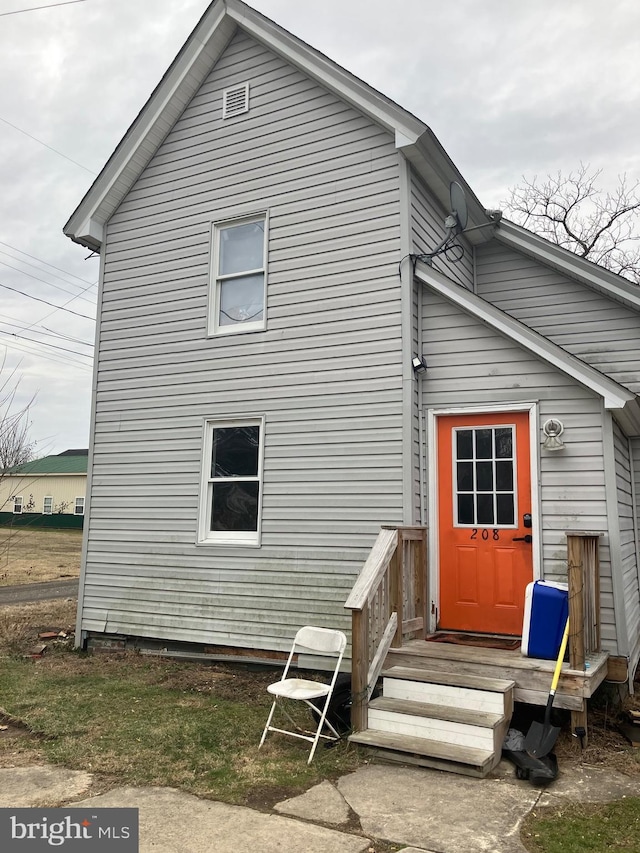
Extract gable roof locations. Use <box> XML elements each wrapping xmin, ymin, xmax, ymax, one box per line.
<box><xmin>414</xmin><ymin>260</ymin><xmax>640</xmax><ymax>436</ymax></box>
<box><xmin>496</xmin><ymin>219</ymin><xmax>640</xmax><ymax>314</ymax></box>
<box><xmin>63</xmin><ymin>0</ymin><xmax>492</xmax><ymax>252</ymax></box>
<box><xmin>4</xmin><ymin>450</ymin><xmax>88</xmax><ymax>476</ymax></box>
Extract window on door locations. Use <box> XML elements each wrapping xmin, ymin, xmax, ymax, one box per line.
<box><xmin>453</xmin><ymin>425</ymin><xmax>516</xmax><ymax>527</ymax></box>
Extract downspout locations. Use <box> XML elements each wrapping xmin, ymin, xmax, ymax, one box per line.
<box><xmin>398</xmin><ymin>152</ymin><xmax>415</xmax><ymax>524</ymax></box>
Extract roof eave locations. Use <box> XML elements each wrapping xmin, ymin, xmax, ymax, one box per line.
<box><xmin>64</xmin><ymin>0</ymin><xmax>432</xmax><ymax>250</ymax></box>
<box><xmin>496</xmin><ymin>219</ymin><xmax>640</xmax><ymax>313</ymax></box>
<box><xmin>399</xmin><ymin>130</ymin><xmax>495</xmax><ymax>245</ymax></box>
<box><xmin>414</xmin><ymin>260</ymin><xmax>638</xmax><ymax>424</ymax></box>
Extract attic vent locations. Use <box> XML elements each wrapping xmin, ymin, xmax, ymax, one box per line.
<box><xmin>223</xmin><ymin>83</ymin><xmax>250</xmax><ymax>119</ymax></box>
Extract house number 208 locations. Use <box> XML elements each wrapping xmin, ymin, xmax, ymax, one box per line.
<box><xmin>470</xmin><ymin>529</ymin><xmax>499</xmax><ymax>540</ymax></box>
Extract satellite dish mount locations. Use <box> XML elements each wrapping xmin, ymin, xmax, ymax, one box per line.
<box><xmin>414</xmin><ymin>181</ymin><xmax>468</xmax><ymax>266</ymax></box>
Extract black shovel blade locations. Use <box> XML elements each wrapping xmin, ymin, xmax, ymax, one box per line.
<box><xmin>524</xmin><ymin>720</ymin><xmax>560</xmax><ymax>758</ymax></box>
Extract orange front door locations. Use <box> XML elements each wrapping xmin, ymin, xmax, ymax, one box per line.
<box><xmin>437</xmin><ymin>412</ymin><xmax>533</xmax><ymax>635</ymax></box>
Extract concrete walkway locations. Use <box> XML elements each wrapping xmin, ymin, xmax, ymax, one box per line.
<box><xmin>0</xmin><ymin>760</ymin><xmax>637</xmax><ymax>853</ymax></box>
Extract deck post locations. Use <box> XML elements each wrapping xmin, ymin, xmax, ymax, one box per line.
<box><xmin>351</xmin><ymin>608</ymin><xmax>369</xmax><ymax>732</ymax></box>
<box><xmin>567</xmin><ymin>535</ymin><xmax>585</xmax><ymax>671</ymax></box>
<box><xmin>390</xmin><ymin>542</ymin><xmax>403</xmax><ymax>648</ymax></box>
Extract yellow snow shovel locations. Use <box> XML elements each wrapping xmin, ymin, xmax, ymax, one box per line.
<box><xmin>524</xmin><ymin>617</ymin><xmax>570</xmax><ymax>758</ymax></box>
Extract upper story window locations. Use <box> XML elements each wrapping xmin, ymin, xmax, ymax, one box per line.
<box><xmin>210</xmin><ymin>215</ymin><xmax>267</xmax><ymax>336</ymax></box>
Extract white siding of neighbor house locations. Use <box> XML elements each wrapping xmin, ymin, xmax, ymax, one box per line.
<box><xmin>420</xmin><ymin>289</ymin><xmax>625</xmax><ymax>652</ymax></box>
<box><xmin>81</xmin><ymin>30</ymin><xmax>407</xmax><ymax>651</ymax></box>
<box><xmin>619</xmin><ymin>430</ymin><xmax>640</xmax><ymax>675</ymax></box>
<box><xmin>475</xmin><ymin>241</ymin><xmax>640</xmax><ymax>395</ymax></box>
<box><xmin>0</xmin><ymin>475</ymin><xmax>86</xmax><ymax>515</ymax></box>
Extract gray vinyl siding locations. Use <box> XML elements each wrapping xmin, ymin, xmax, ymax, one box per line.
<box><xmin>411</xmin><ymin>172</ymin><xmax>474</xmax><ymax>290</ymax></box>
<box><xmin>617</xmin><ymin>428</ymin><xmax>640</xmax><ymax>673</ymax></box>
<box><xmin>420</xmin><ymin>290</ymin><xmax>621</xmax><ymax>649</ymax></box>
<box><xmin>475</xmin><ymin>241</ymin><xmax>640</xmax><ymax>395</ymax></box>
<box><xmin>82</xmin><ymin>30</ymin><xmax>404</xmax><ymax>651</ymax></box>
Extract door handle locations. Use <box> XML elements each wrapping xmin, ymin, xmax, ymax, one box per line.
<box><xmin>512</xmin><ymin>534</ymin><xmax>532</xmax><ymax>544</ymax></box>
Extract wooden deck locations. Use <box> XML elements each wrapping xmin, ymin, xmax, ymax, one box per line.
<box><xmin>386</xmin><ymin>638</ymin><xmax>609</xmax><ymax>712</ymax></box>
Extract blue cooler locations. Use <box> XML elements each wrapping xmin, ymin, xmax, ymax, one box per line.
<box><xmin>521</xmin><ymin>580</ymin><xmax>569</xmax><ymax>660</ymax></box>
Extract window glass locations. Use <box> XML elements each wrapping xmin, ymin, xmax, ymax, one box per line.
<box><xmin>219</xmin><ymin>275</ymin><xmax>264</xmax><ymax>326</ymax></box>
<box><xmin>453</xmin><ymin>424</ymin><xmax>516</xmax><ymax>526</ymax></box>
<box><xmin>210</xmin><ymin>481</ymin><xmax>259</xmax><ymax>532</ymax></box>
<box><xmin>211</xmin><ymin>426</ymin><xmax>260</xmax><ymax>477</ymax></box>
<box><xmin>219</xmin><ymin>221</ymin><xmax>264</xmax><ymax>274</ymax></box>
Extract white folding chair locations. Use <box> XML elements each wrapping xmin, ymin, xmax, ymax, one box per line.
<box><xmin>258</xmin><ymin>626</ymin><xmax>348</xmax><ymax>764</ymax></box>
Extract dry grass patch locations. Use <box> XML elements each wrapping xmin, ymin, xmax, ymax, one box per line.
<box><xmin>0</xmin><ymin>599</ymin><xmax>76</xmax><ymax>656</ymax></box>
<box><xmin>0</xmin><ymin>527</ymin><xmax>82</xmax><ymax>585</ymax></box>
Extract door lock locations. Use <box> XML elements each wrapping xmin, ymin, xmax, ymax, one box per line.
<box><xmin>512</xmin><ymin>534</ymin><xmax>533</xmax><ymax>543</ymax></box>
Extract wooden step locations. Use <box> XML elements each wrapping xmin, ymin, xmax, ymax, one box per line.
<box><xmin>368</xmin><ymin>697</ymin><xmax>503</xmax><ymax>750</ymax></box>
<box><xmin>381</xmin><ymin>666</ymin><xmax>514</xmax><ymax>716</ymax></box>
<box><xmin>349</xmin><ymin>729</ymin><xmax>496</xmax><ymax>778</ymax></box>
<box><xmin>381</xmin><ymin>666</ymin><xmax>515</xmax><ymax>693</ymax></box>
<box><xmin>369</xmin><ymin>696</ymin><xmax>504</xmax><ymax>728</ymax></box>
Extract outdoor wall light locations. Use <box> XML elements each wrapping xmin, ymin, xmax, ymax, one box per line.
<box><xmin>542</xmin><ymin>418</ymin><xmax>565</xmax><ymax>452</ymax></box>
<box><xmin>412</xmin><ymin>355</ymin><xmax>428</xmax><ymax>374</ymax></box>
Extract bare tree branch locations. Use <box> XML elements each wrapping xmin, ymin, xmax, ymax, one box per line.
<box><xmin>503</xmin><ymin>165</ymin><xmax>640</xmax><ymax>284</ymax></box>
<box><xmin>0</xmin><ymin>351</ymin><xmax>36</xmax><ymax>485</ymax></box>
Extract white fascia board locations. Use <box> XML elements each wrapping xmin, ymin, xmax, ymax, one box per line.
<box><xmin>226</xmin><ymin>0</ymin><xmax>425</xmax><ymax>144</ymax></box>
<box><xmin>399</xmin><ymin>131</ymin><xmax>495</xmax><ymax>242</ymax></box>
<box><xmin>496</xmin><ymin>220</ymin><xmax>640</xmax><ymax>313</ymax></box>
<box><xmin>64</xmin><ymin>3</ymin><xmax>232</xmax><ymax>248</ymax></box>
<box><xmin>414</xmin><ymin>260</ymin><xmax>636</xmax><ymax>412</ymax></box>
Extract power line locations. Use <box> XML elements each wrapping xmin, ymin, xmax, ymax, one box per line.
<box><xmin>2</xmin><ymin>315</ymin><xmax>93</xmax><ymax>348</ymax></box>
<box><xmin>0</xmin><ymin>281</ymin><xmax>95</xmax><ymax>321</ymax></box>
<box><xmin>0</xmin><ymin>326</ymin><xmax>93</xmax><ymax>359</ymax></box>
<box><xmin>0</xmin><ymin>259</ymin><xmax>96</xmax><ymax>305</ymax></box>
<box><xmin>0</xmin><ymin>1</ymin><xmax>88</xmax><ymax>18</ymax></box>
<box><xmin>0</xmin><ymin>115</ymin><xmax>95</xmax><ymax>174</ymax></box>
<box><xmin>0</xmin><ymin>243</ymin><xmax>96</xmax><ymax>287</ymax></box>
<box><xmin>0</xmin><ymin>335</ymin><xmax>92</xmax><ymax>371</ymax></box>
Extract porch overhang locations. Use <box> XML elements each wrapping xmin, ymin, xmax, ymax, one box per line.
<box><xmin>414</xmin><ymin>261</ymin><xmax>640</xmax><ymax>434</ymax></box>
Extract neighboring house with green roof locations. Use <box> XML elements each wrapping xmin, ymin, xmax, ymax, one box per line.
<box><xmin>0</xmin><ymin>449</ymin><xmax>88</xmax><ymax>527</ymax></box>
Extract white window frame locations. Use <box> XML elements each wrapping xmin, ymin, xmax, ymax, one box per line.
<box><xmin>209</xmin><ymin>213</ymin><xmax>267</xmax><ymax>336</ymax></box>
<box><xmin>74</xmin><ymin>496</ymin><xmax>85</xmax><ymax>516</ymax></box>
<box><xmin>198</xmin><ymin>416</ymin><xmax>265</xmax><ymax>547</ymax></box>
<box><xmin>13</xmin><ymin>496</ymin><xmax>23</xmax><ymax>515</ymax></box>
<box><xmin>43</xmin><ymin>496</ymin><xmax>53</xmax><ymax>515</ymax></box>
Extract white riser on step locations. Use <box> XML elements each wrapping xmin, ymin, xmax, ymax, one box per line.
<box><xmin>367</xmin><ymin>709</ymin><xmax>495</xmax><ymax>750</ymax></box>
<box><xmin>383</xmin><ymin>678</ymin><xmax>505</xmax><ymax>714</ymax></box>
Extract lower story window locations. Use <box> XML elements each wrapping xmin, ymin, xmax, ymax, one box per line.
<box><xmin>13</xmin><ymin>496</ymin><xmax>23</xmax><ymax>514</ymax></box>
<box><xmin>198</xmin><ymin>417</ymin><xmax>264</xmax><ymax>545</ymax></box>
<box><xmin>74</xmin><ymin>497</ymin><xmax>85</xmax><ymax>516</ymax></box>
<box><xmin>43</xmin><ymin>496</ymin><xmax>53</xmax><ymax>515</ymax></box>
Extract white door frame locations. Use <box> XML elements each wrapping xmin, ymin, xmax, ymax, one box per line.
<box><xmin>425</xmin><ymin>401</ymin><xmax>542</xmax><ymax>633</ymax></box>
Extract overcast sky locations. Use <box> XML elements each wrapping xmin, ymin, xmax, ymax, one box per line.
<box><xmin>1</xmin><ymin>0</ymin><xmax>639</xmax><ymax>456</ymax></box>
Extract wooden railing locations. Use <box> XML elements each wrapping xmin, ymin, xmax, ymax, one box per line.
<box><xmin>344</xmin><ymin>525</ymin><xmax>427</xmax><ymax>732</ymax></box>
